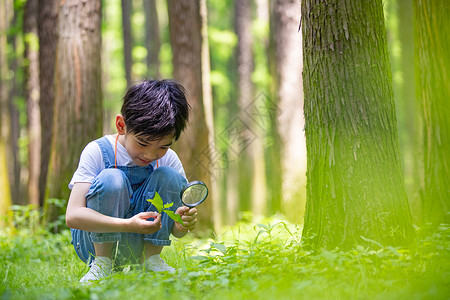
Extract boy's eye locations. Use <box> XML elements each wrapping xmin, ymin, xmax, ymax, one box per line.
<box><xmin>137</xmin><ymin>142</ymin><xmax>148</xmax><ymax>147</ymax></box>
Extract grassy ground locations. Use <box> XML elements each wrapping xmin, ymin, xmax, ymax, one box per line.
<box><xmin>0</xmin><ymin>214</ymin><xmax>449</xmax><ymax>300</ymax></box>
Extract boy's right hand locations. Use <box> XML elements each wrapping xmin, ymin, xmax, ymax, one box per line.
<box><xmin>127</xmin><ymin>211</ymin><xmax>161</xmax><ymax>234</ymax></box>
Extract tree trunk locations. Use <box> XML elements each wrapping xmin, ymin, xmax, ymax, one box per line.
<box><xmin>167</xmin><ymin>0</ymin><xmax>214</xmax><ymax>231</ymax></box>
<box><xmin>414</xmin><ymin>0</ymin><xmax>450</xmax><ymax>225</ymax></box>
<box><xmin>7</xmin><ymin>8</ymin><xmax>21</xmax><ymax>205</ymax></box>
<box><xmin>143</xmin><ymin>0</ymin><xmax>160</xmax><ymax>79</ymax></box>
<box><xmin>38</xmin><ymin>0</ymin><xmax>58</xmax><ymax>207</ymax></box>
<box><xmin>121</xmin><ymin>0</ymin><xmax>133</xmax><ymax>86</ymax></box>
<box><xmin>301</xmin><ymin>0</ymin><xmax>414</xmax><ymax>249</ymax></box>
<box><xmin>272</xmin><ymin>0</ymin><xmax>307</xmax><ymax>220</ymax></box>
<box><xmin>46</xmin><ymin>0</ymin><xmax>103</xmax><ymax>227</ymax></box>
<box><xmin>234</xmin><ymin>0</ymin><xmax>268</xmax><ymax>217</ymax></box>
<box><xmin>199</xmin><ymin>0</ymin><xmax>221</xmax><ymax>231</ymax></box>
<box><xmin>24</xmin><ymin>0</ymin><xmax>41</xmax><ymax>208</ymax></box>
<box><xmin>0</xmin><ymin>0</ymin><xmax>13</xmax><ymax>216</ymax></box>
<box><xmin>389</xmin><ymin>0</ymin><xmax>421</xmax><ymax>222</ymax></box>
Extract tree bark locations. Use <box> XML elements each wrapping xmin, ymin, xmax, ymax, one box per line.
<box><xmin>389</xmin><ymin>0</ymin><xmax>420</xmax><ymax>222</ymax></box>
<box><xmin>121</xmin><ymin>0</ymin><xmax>133</xmax><ymax>86</ymax></box>
<box><xmin>272</xmin><ymin>0</ymin><xmax>307</xmax><ymax>220</ymax></box>
<box><xmin>234</xmin><ymin>0</ymin><xmax>268</xmax><ymax>217</ymax></box>
<box><xmin>6</xmin><ymin>8</ymin><xmax>21</xmax><ymax>205</ymax></box>
<box><xmin>414</xmin><ymin>0</ymin><xmax>450</xmax><ymax>225</ymax></box>
<box><xmin>167</xmin><ymin>0</ymin><xmax>214</xmax><ymax>230</ymax></box>
<box><xmin>143</xmin><ymin>0</ymin><xmax>160</xmax><ymax>79</ymax></box>
<box><xmin>46</xmin><ymin>0</ymin><xmax>103</xmax><ymax>227</ymax></box>
<box><xmin>0</xmin><ymin>0</ymin><xmax>13</xmax><ymax>215</ymax></box>
<box><xmin>301</xmin><ymin>0</ymin><xmax>414</xmax><ymax>249</ymax></box>
<box><xmin>24</xmin><ymin>0</ymin><xmax>41</xmax><ymax>207</ymax></box>
<box><xmin>234</xmin><ymin>0</ymin><xmax>253</xmax><ymax>214</ymax></box>
<box><xmin>38</xmin><ymin>0</ymin><xmax>58</xmax><ymax>207</ymax></box>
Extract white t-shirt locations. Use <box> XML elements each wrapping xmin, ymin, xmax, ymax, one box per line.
<box><xmin>68</xmin><ymin>135</ymin><xmax>186</xmax><ymax>189</ymax></box>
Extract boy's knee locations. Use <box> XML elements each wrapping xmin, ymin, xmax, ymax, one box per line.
<box><xmin>152</xmin><ymin>166</ymin><xmax>179</xmax><ymax>178</ymax></box>
<box><xmin>151</xmin><ymin>167</ymin><xmax>187</xmax><ymax>197</ymax></box>
<box><xmin>153</xmin><ymin>167</ymin><xmax>186</xmax><ymax>186</ymax></box>
<box><xmin>89</xmin><ymin>168</ymin><xmax>130</xmax><ymax>198</ymax></box>
<box><xmin>99</xmin><ymin>168</ymin><xmax>127</xmax><ymax>187</ymax></box>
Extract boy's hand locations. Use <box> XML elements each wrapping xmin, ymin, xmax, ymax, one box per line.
<box><xmin>174</xmin><ymin>206</ymin><xmax>198</xmax><ymax>233</ymax></box>
<box><xmin>128</xmin><ymin>211</ymin><xmax>161</xmax><ymax>234</ymax></box>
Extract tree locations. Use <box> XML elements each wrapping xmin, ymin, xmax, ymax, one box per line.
<box><xmin>24</xmin><ymin>0</ymin><xmax>41</xmax><ymax>207</ymax></box>
<box><xmin>121</xmin><ymin>0</ymin><xmax>133</xmax><ymax>86</ymax></box>
<box><xmin>0</xmin><ymin>0</ymin><xmax>13</xmax><ymax>216</ymax></box>
<box><xmin>233</xmin><ymin>0</ymin><xmax>268</xmax><ymax>217</ymax></box>
<box><xmin>167</xmin><ymin>0</ymin><xmax>214</xmax><ymax>230</ymax></box>
<box><xmin>6</xmin><ymin>4</ymin><xmax>22</xmax><ymax>205</ymax></box>
<box><xmin>397</xmin><ymin>0</ymin><xmax>419</xmax><ymax>213</ymax></box>
<box><xmin>271</xmin><ymin>0</ymin><xmax>307</xmax><ymax>219</ymax></box>
<box><xmin>45</xmin><ymin>0</ymin><xmax>103</xmax><ymax>225</ymax></box>
<box><xmin>301</xmin><ymin>0</ymin><xmax>414</xmax><ymax>249</ymax></box>
<box><xmin>38</xmin><ymin>0</ymin><xmax>58</xmax><ymax>206</ymax></box>
<box><xmin>143</xmin><ymin>0</ymin><xmax>160</xmax><ymax>79</ymax></box>
<box><xmin>414</xmin><ymin>0</ymin><xmax>450</xmax><ymax>225</ymax></box>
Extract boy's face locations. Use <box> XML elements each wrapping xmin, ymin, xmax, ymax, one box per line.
<box><xmin>123</xmin><ymin>133</ymin><xmax>174</xmax><ymax>166</ymax></box>
<box><xmin>116</xmin><ymin>114</ymin><xmax>174</xmax><ymax>166</ymax></box>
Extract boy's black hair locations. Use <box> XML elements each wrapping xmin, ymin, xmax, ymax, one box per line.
<box><xmin>121</xmin><ymin>79</ymin><xmax>190</xmax><ymax>141</ymax></box>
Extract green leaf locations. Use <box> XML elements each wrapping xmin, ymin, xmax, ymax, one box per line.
<box><xmin>360</xmin><ymin>236</ymin><xmax>384</xmax><ymax>249</ymax></box>
<box><xmin>386</xmin><ymin>246</ymin><xmax>402</xmax><ymax>257</ymax></box>
<box><xmin>164</xmin><ymin>209</ymin><xmax>184</xmax><ymax>225</ymax></box>
<box><xmin>163</xmin><ymin>202</ymin><xmax>174</xmax><ymax>209</ymax></box>
<box><xmin>189</xmin><ymin>255</ymin><xmax>209</xmax><ymax>261</ymax></box>
<box><xmin>212</xmin><ymin>243</ymin><xmax>227</xmax><ymax>254</ymax></box>
<box><xmin>256</xmin><ymin>223</ymin><xmax>269</xmax><ymax>230</ymax></box>
<box><xmin>147</xmin><ymin>191</ymin><xmax>163</xmax><ymax>213</ymax></box>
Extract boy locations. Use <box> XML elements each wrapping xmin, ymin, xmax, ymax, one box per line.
<box><xmin>66</xmin><ymin>79</ymin><xmax>197</xmax><ymax>282</ymax></box>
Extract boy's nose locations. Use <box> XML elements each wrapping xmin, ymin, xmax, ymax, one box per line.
<box><xmin>143</xmin><ymin>152</ymin><xmax>157</xmax><ymax>161</ymax></box>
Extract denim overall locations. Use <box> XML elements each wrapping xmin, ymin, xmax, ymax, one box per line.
<box><xmin>70</xmin><ymin>137</ymin><xmax>187</xmax><ymax>265</ymax></box>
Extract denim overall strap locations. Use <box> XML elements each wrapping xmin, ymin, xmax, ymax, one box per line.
<box><xmin>94</xmin><ymin>137</ymin><xmax>115</xmax><ymax>168</ymax></box>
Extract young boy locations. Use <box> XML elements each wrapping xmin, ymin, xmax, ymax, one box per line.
<box><xmin>66</xmin><ymin>79</ymin><xmax>197</xmax><ymax>282</ymax></box>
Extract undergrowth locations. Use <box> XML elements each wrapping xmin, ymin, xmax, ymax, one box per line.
<box><xmin>0</xmin><ymin>210</ymin><xmax>449</xmax><ymax>300</ymax></box>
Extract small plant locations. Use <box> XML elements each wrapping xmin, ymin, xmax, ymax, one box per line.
<box><xmin>147</xmin><ymin>191</ymin><xmax>184</xmax><ymax>225</ymax></box>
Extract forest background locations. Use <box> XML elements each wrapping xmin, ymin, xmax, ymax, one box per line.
<box><xmin>0</xmin><ymin>0</ymin><xmax>449</xmax><ymax>298</ymax></box>
<box><xmin>0</xmin><ymin>0</ymin><xmax>449</xmax><ymax>245</ymax></box>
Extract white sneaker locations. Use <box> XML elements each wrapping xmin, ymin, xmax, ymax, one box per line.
<box><xmin>144</xmin><ymin>255</ymin><xmax>176</xmax><ymax>273</ymax></box>
<box><xmin>79</xmin><ymin>256</ymin><xmax>112</xmax><ymax>282</ymax></box>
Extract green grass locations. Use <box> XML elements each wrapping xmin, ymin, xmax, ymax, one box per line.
<box><xmin>0</xmin><ymin>214</ymin><xmax>449</xmax><ymax>300</ymax></box>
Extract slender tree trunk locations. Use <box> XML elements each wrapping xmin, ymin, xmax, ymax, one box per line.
<box><xmin>301</xmin><ymin>0</ymin><xmax>414</xmax><ymax>249</ymax></box>
<box><xmin>24</xmin><ymin>0</ymin><xmax>41</xmax><ymax>208</ymax></box>
<box><xmin>251</xmin><ymin>0</ymin><xmax>269</xmax><ymax>217</ymax></box>
<box><xmin>38</xmin><ymin>0</ymin><xmax>58</xmax><ymax>207</ymax></box>
<box><xmin>235</xmin><ymin>0</ymin><xmax>253</xmax><ymax>214</ymax></box>
<box><xmin>7</xmin><ymin>9</ymin><xmax>21</xmax><ymax>205</ymax></box>
<box><xmin>387</xmin><ymin>0</ymin><xmax>420</xmax><ymax>221</ymax></box>
<box><xmin>122</xmin><ymin>0</ymin><xmax>133</xmax><ymax>86</ymax></box>
<box><xmin>144</xmin><ymin>0</ymin><xmax>160</xmax><ymax>79</ymax></box>
<box><xmin>46</xmin><ymin>0</ymin><xmax>103</xmax><ymax>228</ymax></box>
<box><xmin>272</xmin><ymin>0</ymin><xmax>307</xmax><ymax>220</ymax></box>
<box><xmin>199</xmin><ymin>0</ymin><xmax>221</xmax><ymax>231</ymax></box>
<box><xmin>414</xmin><ymin>0</ymin><xmax>450</xmax><ymax>225</ymax></box>
<box><xmin>0</xmin><ymin>0</ymin><xmax>13</xmax><ymax>215</ymax></box>
<box><xmin>167</xmin><ymin>0</ymin><xmax>214</xmax><ymax>231</ymax></box>
<box><xmin>234</xmin><ymin>0</ymin><xmax>267</xmax><ymax>216</ymax></box>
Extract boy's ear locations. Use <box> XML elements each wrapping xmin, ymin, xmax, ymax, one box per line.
<box><xmin>116</xmin><ymin>114</ymin><xmax>126</xmax><ymax>135</ymax></box>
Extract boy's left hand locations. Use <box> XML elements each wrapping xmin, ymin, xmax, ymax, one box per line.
<box><xmin>174</xmin><ymin>206</ymin><xmax>198</xmax><ymax>232</ymax></box>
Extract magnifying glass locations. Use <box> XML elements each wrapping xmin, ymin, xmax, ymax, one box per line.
<box><xmin>180</xmin><ymin>180</ymin><xmax>208</xmax><ymax>208</ymax></box>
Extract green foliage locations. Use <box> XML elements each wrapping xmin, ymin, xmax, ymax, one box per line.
<box><xmin>1</xmin><ymin>212</ymin><xmax>448</xmax><ymax>299</ymax></box>
<box><xmin>147</xmin><ymin>191</ymin><xmax>184</xmax><ymax>225</ymax></box>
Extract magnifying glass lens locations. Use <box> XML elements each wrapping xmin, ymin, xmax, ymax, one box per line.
<box><xmin>181</xmin><ymin>181</ymin><xmax>208</xmax><ymax>207</ymax></box>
